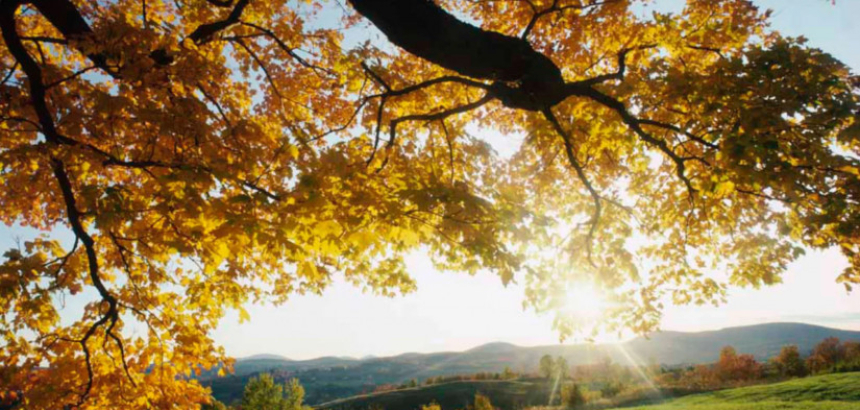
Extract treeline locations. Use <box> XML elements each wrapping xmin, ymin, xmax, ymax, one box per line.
<box><xmin>658</xmin><ymin>337</ymin><xmax>860</xmax><ymax>389</ymax></box>
<box><xmin>371</xmin><ymin>368</ymin><xmax>520</xmax><ymax>394</ymax></box>
<box><xmin>420</xmin><ymin>393</ymin><xmax>496</xmax><ymax>410</ymax></box>
<box><xmin>534</xmin><ymin>337</ymin><xmax>860</xmax><ymax>409</ymax></box>
<box><xmin>536</xmin><ymin>355</ymin><xmax>640</xmax><ymax>408</ymax></box>
<box><xmin>425</xmin><ymin>368</ymin><xmax>519</xmax><ymax>385</ymax></box>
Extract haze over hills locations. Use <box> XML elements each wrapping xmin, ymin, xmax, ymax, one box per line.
<box><xmin>208</xmin><ymin>322</ymin><xmax>860</xmax><ymax>405</ymax></box>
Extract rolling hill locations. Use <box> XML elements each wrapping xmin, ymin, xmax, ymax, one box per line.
<box><xmin>318</xmin><ymin>379</ymin><xmax>553</xmax><ymax>410</ymax></box>
<box><xmin>317</xmin><ymin>373</ymin><xmax>860</xmax><ymax>410</ymax></box>
<box><xmin>625</xmin><ymin>372</ymin><xmax>860</xmax><ymax>410</ymax></box>
<box><xmin>207</xmin><ymin>322</ymin><xmax>860</xmax><ymax>405</ymax></box>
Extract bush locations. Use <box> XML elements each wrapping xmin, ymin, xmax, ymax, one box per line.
<box><xmin>772</xmin><ymin>345</ymin><xmax>807</xmax><ymax>378</ymax></box>
<box><xmin>561</xmin><ymin>383</ymin><xmax>587</xmax><ymax>408</ymax></box>
<box><xmin>600</xmin><ymin>381</ymin><xmax>623</xmax><ymax>398</ymax></box>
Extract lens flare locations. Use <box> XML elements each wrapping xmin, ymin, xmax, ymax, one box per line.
<box><xmin>560</xmin><ymin>282</ymin><xmax>608</xmax><ymax>321</ymax></box>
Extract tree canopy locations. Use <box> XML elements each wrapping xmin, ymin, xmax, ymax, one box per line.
<box><xmin>0</xmin><ymin>0</ymin><xmax>858</xmax><ymax>408</ymax></box>
<box><xmin>241</xmin><ymin>374</ymin><xmax>311</xmax><ymax>410</ymax></box>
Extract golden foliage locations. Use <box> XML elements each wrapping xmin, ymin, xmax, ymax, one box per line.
<box><xmin>0</xmin><ymin>0</ymin><xmax>858</xmax><ymax>408</ymax></box>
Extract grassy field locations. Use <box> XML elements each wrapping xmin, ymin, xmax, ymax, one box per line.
<box><xmin>318</xmin><ymin>373</ymin><xmax>860</xmax><ymax>410</ymax></box>
<box><xmin>623</xmin><ymin>372</ymin><xmax>860</xmax><ymax>410</ymax></box>
<box><xmin>318</xmin><ymin>379</ymin><xmax>558</xmax><ymax>410</ymax></box>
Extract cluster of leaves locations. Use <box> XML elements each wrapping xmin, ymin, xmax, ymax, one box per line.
<box><xmin>0</xmin><ymin>0</ymin><xmax>858</xmax><ymax>408</ymax></box>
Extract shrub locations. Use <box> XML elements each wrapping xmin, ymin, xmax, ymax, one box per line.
<box><xmin>561</xmin><ymin>383</ymin><xmax>587</xmax><ymax>408</ymax></box>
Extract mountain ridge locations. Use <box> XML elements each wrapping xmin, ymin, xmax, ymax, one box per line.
<box><xmin>234</xmin><ymin>322</ymin><xmax>859</xmax><ymax>365</ymax></box>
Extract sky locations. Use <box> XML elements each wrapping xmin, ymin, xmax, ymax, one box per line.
<box><xmin>209</xmin><ymin>0</ymin><xmax>860</xmax><ymax>360</ymax></box>
<box><xmin>3</xmin><ymin>0</ymin><xmax>860</xmax><ymax>361</ymax></box>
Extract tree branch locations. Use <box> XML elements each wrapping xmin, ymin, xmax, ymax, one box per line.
<box><xmin>188</xmin><ymin>0</ymin><xmax>250</xmax><ymax>44</ymax></box>
<box><xmin>574</xmin><ymin>86</ymin><xmax>700</xmax><ymax>194</ymax></box>
<box><xmin>543</xmin><ymin>108</ymin><xmax>600</xmax><ymax>267</ymax></box>
<box><xmin>387</xmin><ymin>93</ymin><xmax>494</xmax><ymax>149</ymax></box>
<box><xmin>240</xmin><ymin>21</ymin><xmax>334</xmax><ymax>76</ymax></box>
<box><xmin>521</xmin><ymin>0</ymin><xmax>617</xmax><ymax>40</ymax></box>
<box><xmin>349</xmin><ymin>0</ymin><xmax>566</xmax><ymax>109</ymax></box>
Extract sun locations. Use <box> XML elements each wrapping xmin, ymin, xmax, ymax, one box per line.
<box><xmin>560</xmin><ymin>282</ymin><xmax>608</xmax><ymax>321</ymax></box>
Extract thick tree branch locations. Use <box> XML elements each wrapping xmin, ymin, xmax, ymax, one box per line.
<box><xmin>189</xmin><ymin>0</ymin><xmax>250</xmax><ymax>44</ymax></box>
<box><xmin>1</xmin><ymin>0</ymin><xmax>64</xmax><ymax>144</ymax></box>
<box><xmin>205</xmin><ymin>0</ymin><xmax>233</xmax><ymax>7</ymax></box>
<box><xmin>7</xmin><ymin>0</ymin><xmax>116</xmax><ymax>74</ymax></box>
<box><xmin>349</xmin><ymin>0</ymin><xmax>567</xmax><ymax>110</ymax></box>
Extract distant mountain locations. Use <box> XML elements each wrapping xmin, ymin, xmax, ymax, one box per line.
<box><xmin>466</xmin><ymin>342</ymin><xmax>520</xmax><ymax>353</ymax></box>
<box><xmin>622</xmin><ymin>322</ymin><xmax>860</xmax><ymax>364</ymax></box>
<box><xmin>239</xmin><ymin>353</ymin><xmax>290</xmax><ymax>361</ymax></box>
<box><xmin>207</xmin><ymin>322</ymin><xmax>860</xmax><ymax>405</ymax></box>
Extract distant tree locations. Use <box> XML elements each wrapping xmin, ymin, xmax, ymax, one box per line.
<box><xmin>600</xmin><ymin>356</ymin><xmax>613</xmax><ymax>369</ymax></box>
<box><xmin>815</xmin><ymin>338</ymin><xmax>846</xmax><ymax>365</ymax></box>
<box><xmin>599</xmin><ymin>381</ymin><xmax>622</xmax><ymax>399</ymax></box>
<box><xmin>241</xmin><ymin>375</ymin><xmax>310</xmax><ymax>410</ymax></box>
<box><xmin>717</xmin><ymin>346</ymin><xmax>739</xmax><ymax>381</ymax></box>
<box><xmin>716</xmin><ymin>346</ymin><xmax>761</xmax><ymax>382</ymax></box>
<box><xmin>408</xmin><ymin>379</ymin><xmax>418</xmax><ymax>388</ymax></box>
<box><xmin>844</xmin><ymin>341</ymin><xmax>860</xmax><ymax>364</ymax></box>
<box><xmin>243</xmin><ymin>374</ymin><xmax>284</xmax><ymax>410</ymax></box>
<box><xmin>502</xmin><ymin>366</ymin><xmax>516</xmax><ymax>380</ymax></box>
<box><xmin>807</xmin><ymin>337</ymin><xmax>847</xmax><ymax>374</ymax></box>
<box><xmin>687</xmin><ymin>364</ymin><xmax>718</xmax><ymax>389</ymax></box>
<box><xmin>772</xmin><ymin>345</ymin><xmax>807</xmax><ymax>378</ymax></box>
<box><xmin>202</xmin><ymin>399</ymin><xmax>229</xmax><ymax>410</ymax></box>
<box><xmin>540</xmin><ymin>355</ymin><xmax>555</xmax><ymax>379</ymax></box>
<box><xmin>806</xmin><ymin>354</ymin><xmax>830</xmax><ymax>374</ymax></box>
<box><xmin>561</xmin><ymin>383</ymin><xmax>586</xmax><ymax>408</ymax></box>
<box><xmin>283</xmin><ymin>378</ymin><xmax>312</xmax><ymax>410</ymax></box>
<box><xmin>473</xmin><ymin>393</ymin><xmax>494</xmax><ymax>410</ymax></box>
<box><xmin>556</xmin><ymin>356</ymin><xmax>570</xmax><ymax>380</ymax></box>
<box><xmin>734</xmin><ymin>354</ymin><xmax>762</xmax><ymax>380</ymax></box>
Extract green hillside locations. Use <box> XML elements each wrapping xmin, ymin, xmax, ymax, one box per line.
<box><xmin>625</xmin><ymin>372</ymin><xmax>860</xmax><ymax>410</ymax></box>
<box><xmin>318</xmin><ymin>379</ymin><xmax>556</xmax><ymax>410</ymax></box>
<box><xmin>316</xmin><ymin>373</ymin><xmax>860</xmax><ymax>410</ymax></box>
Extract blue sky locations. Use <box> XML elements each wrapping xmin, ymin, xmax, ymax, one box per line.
<box><xmin>3</xmin><ymin>0</ymin><xmax>860</xmax><ymax>360</ymax></box>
